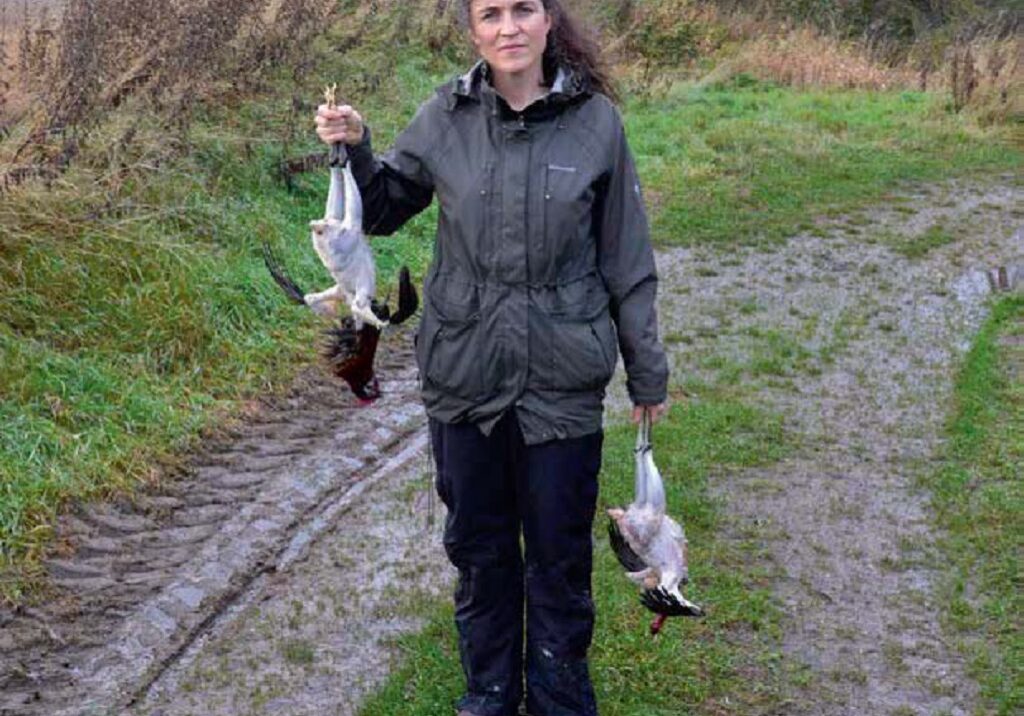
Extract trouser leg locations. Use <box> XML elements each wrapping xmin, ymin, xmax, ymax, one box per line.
<box><xmin>521</xmin><ymin>430</ymin><xmax>603</xmax><ymax>716</ymax></box>
<box><xmin>430</xmin><ymin>414</ymin><xmax>524</xmax><ymax>716</ymax></box>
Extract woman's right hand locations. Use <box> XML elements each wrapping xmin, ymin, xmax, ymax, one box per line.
<box><xmin>315</xmin><ymin>104</ymin><xmax>365</xmax><ymax>146</ymax></box>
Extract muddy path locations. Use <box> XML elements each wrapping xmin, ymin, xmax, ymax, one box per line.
<box><xmin>607</xmin><ymin>172</ymin><xmax>1022</xmax><ymax>715</ymax></box>
<box><xmin>0</xmin><ymin>334</ymin><xmax>451</xmax><ymax>716</ymax></box>
<box><xmin>0</xmin><ymin>173</ymin><xmax>1020</xmax><ymax>716</ymax></box>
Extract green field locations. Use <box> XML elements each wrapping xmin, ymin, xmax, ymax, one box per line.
<box><xmin>0</xmin><ymin>50</ymin><xmax>1020</xmax><ymax>599</ymax></box>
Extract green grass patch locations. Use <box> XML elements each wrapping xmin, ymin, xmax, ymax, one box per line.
<box><xmin>928</xmin><ymin>295</ymin><xmax>1023</xmax><ymax>715</ymax></box>
<box><xmin>626</xmin><ymin>80</ymin><xmax>1021</xmax><ymax>247</ymax></box>
<box><xmin>281</xmin><ymin>639</ymin><xmax>317</xmax><ymax>666</ymax></box>
<box><xmin>879</xmin><ymin>223</ymin><xmax>958</xmax><ymax>259</ymax></box>
<box><xmin>0</xmin><ymin>51</ymin><xmax>449</xmax><ymax>595</ymax></box>
<box><xmin>358</xmin><ymin>399</ymin><xmax>791</xmax><ymax>715</ymax></box>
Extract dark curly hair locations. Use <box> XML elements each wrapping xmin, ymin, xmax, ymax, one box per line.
<box><xmin>459</xmin><ymin>0</ymin><xmax>619</xmax><ymax>102</ymax></box>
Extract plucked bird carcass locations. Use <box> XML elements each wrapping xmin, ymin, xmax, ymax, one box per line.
<box><xmin>607</xmin><ymin>408</ymin><xmax>704</xmax><ymax>634</ymax></box>
<box><xmin>262</xmin><ymin>86</ymin><xmax>417</xmax><ymax>403</ymax></box>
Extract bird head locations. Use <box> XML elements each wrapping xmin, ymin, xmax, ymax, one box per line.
<box><xmin>351</xmin><ymin>375</ymin><xmax>381</xmax><ymax>404</ymax></box>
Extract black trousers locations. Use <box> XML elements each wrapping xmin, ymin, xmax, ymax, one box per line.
<box><xmin>429</xmin><ymin>411</ymin><xmax>603</xmax><ymax>716</ymax></box>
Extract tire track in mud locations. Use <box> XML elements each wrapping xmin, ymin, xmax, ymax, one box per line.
<box><xmin>0</xmin><ymin>331</ymin><xmax>428</xmax><ymax>716</ymax></box>
<box><xmin>607</xmin><ymin>174</ymin><xmax>1022</xmax><ymax>715</ymax></box>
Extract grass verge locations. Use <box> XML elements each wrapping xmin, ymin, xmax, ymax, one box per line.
<box><xmin>627</xmin><ymin>76</ymin><xmax>1022</xmax><ymax>247</ymax></box>
<box><xmin>358</xmin><ymin>398</ymin><xmax>792</xmax><ymax>715</ymax></box>
<box><xmin>0</xmin><ymin>55</ymin><xmax>447</xmax><ymax>598</ymax></box>
<box><xmin>929</xmin><ymin>294</ymin><xmax>1022</xmax><ymax>715</ymax></box>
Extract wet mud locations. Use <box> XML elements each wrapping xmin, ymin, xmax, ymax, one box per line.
<box><xmin>1</xmin><ymin>174</ymin><xmax>1021</xmax><ymax>716</ymax></box>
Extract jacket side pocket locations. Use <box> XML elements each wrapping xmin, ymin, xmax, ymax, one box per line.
<box><xmin>423</xmin><ymin>277</ymin><xmax>484</xmax><ymax>401</ymax></box>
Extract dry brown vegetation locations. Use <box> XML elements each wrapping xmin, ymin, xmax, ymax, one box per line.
<box><xmin>0</xmin><ymin>0</ymin><xmax>339</xmax><ymax>193</ymax></box>
<box><xmin>0</xmin><ymin>0</ymin><xmax>1020</xmax><ymax>193</ymax></box>
<box><xmin>730</xmin><ymin>27</ymin><xmax>918</xmax><ymax>91</ymax></box>
<box><xmin>724</xmin><ymin>23</ymin><xmax>1021</xmax><ymax>128</ymax></box>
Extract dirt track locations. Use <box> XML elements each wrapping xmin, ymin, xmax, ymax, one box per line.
<box><xmin>0</xmin><ymin>174</ymin><xmax>1021</xmax><ymax>716</ymax></box>
<box><xmin>607</xmin><ymin>173</ymin><xmax>1022</xmax><ymax>715</ymax></box>
<box><xmin>0</xmin><ymin>334</ymin><xmax>448</xmax><ymax>716</ymax></box>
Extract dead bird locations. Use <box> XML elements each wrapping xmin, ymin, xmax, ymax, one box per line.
<box><xmin>304</xmin><ymin>145</ymin><xmax>382</xmax><ymax>328</ymax></box>
<box><xmin>608</xmin><ymin>408</ymin><xmax>704</xmax><ymax>635</ymax></box>
<box><xmin>262</xmin><ymin>85</ymin><xmax>417</xmax><ymax>402</ymax></box>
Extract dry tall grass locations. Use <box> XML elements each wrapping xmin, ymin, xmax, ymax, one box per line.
<box><xmin>729</xmin><ymin>27</ymin><xmax>917</xmax><ymax>91</ymax></box>
<box><xmin>0</xmin><ymin>0</ymin><xmax>342</xmax><ymax>194</ymax></box>
<box><xmin>947</xmin><ymin>38</ymin><xmax>1022</xmax><ymax>126</ymax></box>
<box><xmin>0</xmin><ymin>1</ymin><xmax>39</xmax><ymax>124</ymax></box>
<box><xmin>680</xmin><ymin>6</ymin><xmax>1021</xmax><ymax>132</ymax></box>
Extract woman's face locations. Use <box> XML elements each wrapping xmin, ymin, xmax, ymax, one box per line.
<box><xmin>468</xmin><ymin>0</ymin><xmax>552</xmax><ymax>79</ymax></box>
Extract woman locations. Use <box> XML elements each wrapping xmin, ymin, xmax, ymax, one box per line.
<box><xmin>316</xmin><ymin>1</ymin><xmax>668</xmax><ymax>714</ymax></box>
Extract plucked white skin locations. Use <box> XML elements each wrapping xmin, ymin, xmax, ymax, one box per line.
<box><xmin>608</xmin><ymin>418</ymin><xmax>698</xmax><ymax>612</ymax></box>
<box><xmin>304</xmin><ymin>162</ymin><xmax>385</xmax><ymax>330</ymax></box>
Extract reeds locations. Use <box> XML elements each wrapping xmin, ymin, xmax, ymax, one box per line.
<box><xmin>947</xmin><ymin>37</ymin><xmax>1022</xmax><ymax>127</ymax></box>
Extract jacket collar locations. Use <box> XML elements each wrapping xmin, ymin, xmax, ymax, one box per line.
<box><xmin>444</xmin><ymin>59</ymin><xmax>588</xmax><ymax>111</ymax></box>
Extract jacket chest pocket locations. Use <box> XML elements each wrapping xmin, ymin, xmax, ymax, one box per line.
<box><xmin>439</xmin><ymin>161</ymin><xmax>496</xmax><ymax>265</ymax></box>
<box><xmin>542</xmin><ymin>163</ymin><xmax>592</xmax><ymax>248</ymax></box>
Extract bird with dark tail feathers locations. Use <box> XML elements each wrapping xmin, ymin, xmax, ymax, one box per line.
<box><xmin>608</xmin><ymin>408</ymin><xmax>704</xmax><ymax>635</ymax></box>
<box><xmin>262</xmin><ymin>85</ymin><xmax>418</xmax><ymax>403</ymax></box>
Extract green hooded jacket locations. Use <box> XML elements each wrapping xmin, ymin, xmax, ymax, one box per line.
<box><xmin>348</xmin><ymin>61</ymin><xmax>668</xmax><ymax>444</ymax></box>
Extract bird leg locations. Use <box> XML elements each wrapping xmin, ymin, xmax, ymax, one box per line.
<box><xmin>304</xmin><ymin>284</ymin><xmax>343</xmax><ymax>317</ymax></box>
<box><xmin>348</xmin><ymin>292</ymin><xmax>386</xmax><ymax>330</ymax></box>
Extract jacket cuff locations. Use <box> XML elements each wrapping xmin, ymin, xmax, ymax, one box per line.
<box><xmin>626</xmin><ymin>376</ymin><xmax>668</xmax><ymax>406</ymax></box>
<box><xmin>345</xmin><ymin>125</ymin><xmax>377</xmax><ymax>188</ymax></box>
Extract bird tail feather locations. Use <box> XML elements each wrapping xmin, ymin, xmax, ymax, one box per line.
<box><xmin>261</xmin><ymin>241</ymin><xmax>306</xmax><ymax>306</ymax></box>
<box><xmin>388</xmin><ymin>266</ymin><xmax>419</xmax><ymax>325</ymax></box>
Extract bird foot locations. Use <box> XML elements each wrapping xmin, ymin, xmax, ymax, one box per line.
<box><xmin>352</xmin><ymin>305</ymin><xmax>388</xmax><ymax>330</ymax></box>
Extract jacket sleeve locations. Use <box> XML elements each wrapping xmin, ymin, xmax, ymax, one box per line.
<box><xmin>345</xmin><ymin>99</ymin><xmax>438</xmax><ymax>236</ymax></box>
<box><xmin>595</xmin><ymin>110</ymin><xmax>669</xmax><ymax>406</ymax></box>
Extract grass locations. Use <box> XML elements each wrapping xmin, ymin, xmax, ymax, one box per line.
<box><xmin>358</xmin><ymin>398</ymin><xmax>791</xmax><ymax>715</ymax></box>
<box><xmin>1</xmin><ymin>41</ymin><xmax>1022</xmax><ymax>596</ymax></box>
<box><xmin>927</xmin><ymin>295</ymin><xmax>1023</xmax><ymax>715</ymax></box>
<box><xmin>879</xmin><ymin>224</ymin><xmax>959</xmax><ymax>260</ymax></box>
<box><xmin>626</xmin><ymin>76</ymin><xmax>1022</xmax><ymax>247</ymax></box>
<box><xmin>0</xmin><ymin>51</ymin><xmax>448</xmax><ymax>596</ymax></box>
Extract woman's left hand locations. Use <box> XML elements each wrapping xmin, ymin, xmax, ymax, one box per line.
<box><xmin>632</xmin><ymin>402</ymin><xmax>668</xmax><ymax>425</ymax></box>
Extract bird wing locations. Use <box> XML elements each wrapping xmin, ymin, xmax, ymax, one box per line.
<box><xmin>608</xmin><ymin>518</ymin><xmax>648</xmax><ymax>573</ymax></box>
<box><xmin>640</xmin><ymin>587</ymin><xmax>704</xmax><ymax>618</ymax></box>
